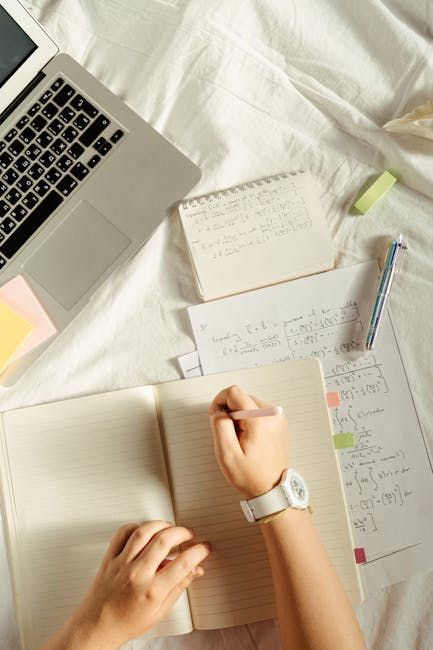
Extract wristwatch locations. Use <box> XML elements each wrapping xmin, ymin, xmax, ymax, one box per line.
<box><xmin>240</xmin><ymin>468</ymin><xmax>309</xmax><ymax>523</ymax></box>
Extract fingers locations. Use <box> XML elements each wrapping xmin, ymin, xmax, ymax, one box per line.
<box><xmin>156</xmin><ymin>541</ymin><xmax>210</xmax><ymax>591</ymax></box>
<box><xmin>120</xmin><ymin>521</ymin><xmax>174</xmax><ymax>562</ymax></box>
<box><xmin>133</xmin><ymin>525</ymin><xmax>196</xmax><ymax>573</ymax></box>
<box><xmin>103</xmin><ymin>523</ymin><xmax>140</xmax><ymax>562</ymax></box>
<box><xmin>209</xmin><ymin>385</ymin><xmax>259</xmax><ymax>414</ymax></box>
<box><xmin>210</xmin><ymin>408</ymin><xmax>243</xmax><ymax>463</ymax></box>
<box><xmin>159</xmin><ymin>564</ymin><xmax>205</xmax><ymax>618</ymax></box>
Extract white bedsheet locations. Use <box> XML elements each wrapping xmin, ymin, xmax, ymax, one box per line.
<box><xmin>1</xmin><ymin>1</ymin><xmax>433</xmax><ymax>648</ymax></box>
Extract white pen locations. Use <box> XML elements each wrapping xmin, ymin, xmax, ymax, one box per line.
<box><xmin>365</xmin><ymin>234</ymin><xmax>407</xmax><ymax>350</ymax></box>
<box><xmin>229</xmin><ymin>406</ymin><xmax>283</xmax><ymax>420</ymax></box>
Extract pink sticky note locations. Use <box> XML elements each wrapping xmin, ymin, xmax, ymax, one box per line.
<box><xmin>326</xmin><ymin>391</ymin><xmax>340</xmax><ymax>408</ymax></box>
<box><xmin>0</xmin><ymin>275</ymin><xmax>57</xmax><ymax>364</ymax></box>
<box><xmin>354</xmin><ymin>548</ymin><xmax>367</xmax><ymax>564</ymax></box>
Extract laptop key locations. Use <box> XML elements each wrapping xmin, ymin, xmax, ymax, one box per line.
<box><xmin>42</xmin><ymin>102</ymin><xmax>58</xmax><ymax>120</ymax></box>
<box><xmin>20</xmin><ymin>127</ymin><xmax>36</xmax><ymax>144</ymax></box>
<box><xmin>79</xmin><ymin>115</ymin><xmax>110</xmax><ymax>147</ymax></box>
<box><xmin>30</xmin><ymin>115</ymin><xmax>47</xmax><ymax>132</ymax></box>
<box><xmin>34</xmin><ymin>180</ymin><xmax>50</xmax><ymax>197</ymax></box>
<box><xmin>99</xmin><ymin>141</ymin><xmax>112</xmax><ymax>156</ymax></box>
<box><xmin>14</xmin><ymin>156</ymin><xmax>30</xmax><ymax>173</ymax></box>
<box><xmin>70</xmin><ymin>94</ymin><xmax>98</xmax><ymax>118</ymax></box>
<box><xmin>69</xmin><ymin>143</ymin><xmax>84</xmax><ymax>159</ymax></box>
<box><xmin>46</xmin><ymin>168</ymin><xmax>62</xmax><ymax>184</ymax></box>
<box><xmin>53</xmin><ymin>83</ymin><xmax>75</xmax><ymax>107</ymax></box>
<box><xmin>0</xmin><ymin>190</ymin><xmax>63</xmax><ymax>259</ymax></box>
<box><xmin>8</xmin><ymin>139</ymin><xmax>25</xmax><ymax>156</ymax></box>
<box><xmin>50</xmin><ymin>139</ymin><xmax>67</xmax><ymax>156</ymax></box>
<box><xmin>56</xmin><ymin>174</ymin><xmax>77</xmax><ymax>197</ymax></box>
<box><xmin>0</xmin><ymin>152</ymin><xmax>13</xmax><ymax>169</ymax></box>
<box><xmin>48</xmin><ymin>119</ymin><xmax>63</xmax><ymax>136</ymax></box>
<box><xmin>110</xmin><ymin>129</ymin><xmax>124</xmax><ymax>143</ymax></box>
<box><xmin>5</xmin><ymin>188</ymin><xmax>21</xmax><ymax>205</ymax></box>
<box><xmin>3</xmin><ymin>169</ymin><xmax>19</xmax><ymax>185</ymax></box>
<box><xmin>17</xmin><ymin>175</ymin><xmax>32</xmax><ymax>192</ymax></box>
<box><xmin>0</xmin><ymin>254</ymin><xmax>6</xmax><ymax>268</ymax></box>
<box><xmin>16</xmin><ymin>115</ymin><xmax>29</xmax><ymax>129</ymax></box>
<box><xmin>0</xmin><ymin>182</ymin><xmax>7</xmax><ymax>196</ymax></box>
<box><xmin>73</xmin><ymin>114</ymin><xmax>90</xmax><ymax>131</ymax></box>
<box><xmin>56</xmin><ymin>155</ymin><xmax>73</xmax><ymax>172</ymax></box>
<box><xmin>28</xmin><ymin>164</ymin><xmax>44</xmax><ymax>180</ymax></box>
<box><xmin>28</xmin><ymin>102</ymin><xmax>41</xmax><ymax>117</ymax></box>
<box><xmin>39</xmin><ymin>89</ymin><xmax>53</xmax><ymax>104</ymax></box>
<box><xmin>0</xmin><ymin>142</ymin><xmax>5</xmax><ymax>152</ymax></box>
<box><xmin>51</xmin><ymin>78</ymin><xmax>64</xmax><ymax>91</ymax></box>
<box><xmin>25</xmin><ymin>144</ymin><xmax>42</xmax><ymax>161</ymax></box>
<box><xmin>0</xmin><ymin>218</ymin><xmax>16</xmax><ymax>234</ymax></box>
<box><xmin>10</xmin><ymin>205</ymin><xmax>27</xmax><ymax>222</ymax></box>
<box><xmin>70</xmin><ymin>162</ymin><xmax>89</xmax><ymax>181</ymax></box>
<box><xmin>63</xmin><ymin>126</ymin><xmax>78</xmax><ymax>143</ymax></box>
<box><xmin>39</xmin><ymin>151</ymin><xmax>56</xmax><ymax>168</ymax></box>
<box><xmin>59</xmin><ymin>107</ymin><xmax>76</xmax><ymax>123</ymax></box>
<box><xmin>36</xmin><ymin>131</ymin><xmax>53</xmax><ymax>148</ymax></box>
<box><xmin>5</xmin><ymin>128</ymin><xmax>18</xmax><ymax>142</ymax></box>
<box><xmin>87</xmin><ymin>154</ymin><xmax>100</xmax><ymax>168</ymax></box>
<box><xmin>22</xmin><ymin>192</ymin><xmax>39</xmax><ymax>209</ymax></box>
<box><xmin>0</xmin><ymin>200</ymin><xmax>9</xmax><ymax>216</ymax></box>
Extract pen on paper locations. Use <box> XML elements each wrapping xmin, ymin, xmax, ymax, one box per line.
<box><xmin>230</xmin><ymin>406</ymin><xmax>283</xmax><ymax>420</ymax></box>
<box><xmin>365</xmin><ymin>234</ymin><xmax>407</xmax><ymax>350</ymax></box>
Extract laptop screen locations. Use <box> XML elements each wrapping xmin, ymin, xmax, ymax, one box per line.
<box><xmin>0</xmin><ymin>5</ymin><xmax>37</xmax><ymax>89</ymax></box>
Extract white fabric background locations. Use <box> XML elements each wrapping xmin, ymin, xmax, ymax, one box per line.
<box><xmin>1</xmin><ymin>1</ymin><xmax>433</xmax><ymax>648</ymax></box>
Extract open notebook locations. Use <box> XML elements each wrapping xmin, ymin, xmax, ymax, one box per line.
<box><xmin>178</xmin><ymin>171</ymin><xmax>334</xmax><ymax>301</ymax></box>
<box><xmin>0</xmin><ymin>359</ymin><xmax>363</xmax><ymax>649</ymax></box>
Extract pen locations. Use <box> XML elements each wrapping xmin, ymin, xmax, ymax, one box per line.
<box><xmin>230</xmin><ymin>406</ymin><xmax>283</xmax><ymax>420</ymax></box>
<box><xmin>365</xmin><ymin>234</ymin><xmax>407</xmax><ymax>350</ymax></box>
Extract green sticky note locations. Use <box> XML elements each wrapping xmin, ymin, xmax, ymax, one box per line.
<box><xmin>354</xmin><ymin>171</ymin><xmax>397</xmax><ymax>214</ymax></box>
<box><xmin>333</xmin><ymin>433</ymin><xmax>355</xmax><ymax>449</ymax></box>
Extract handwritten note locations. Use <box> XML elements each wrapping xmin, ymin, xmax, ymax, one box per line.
<box><xmin>178</xmin><ymin>172</ymin><xmax>334</xmax><ymax>300</ymax></box>
<box><xmin>189</xmin><ymin>261</ymin><xmax>433</xmax><ymax>594</ymax></box>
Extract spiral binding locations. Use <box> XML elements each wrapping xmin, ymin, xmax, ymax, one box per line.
<box><xmin>183</xmin><ymin>171</ymin><xmax>304</xmax><ymax>208</ymax></box>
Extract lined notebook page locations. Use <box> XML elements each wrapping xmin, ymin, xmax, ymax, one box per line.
<box><xmin>0</xmin><ymin>387</ymin><xmax>192</xmax><ymax>650</ymax></box>
<box><xmin>178</xmin><ymin>171</ymin><xmax>334</xmax><ymax>300</ymax></box>
<box><xmin>156</xmin><ymin>359</ymin><xmax>362</xmax><ymax>630</ymax></box>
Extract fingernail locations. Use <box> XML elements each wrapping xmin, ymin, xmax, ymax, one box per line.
<box><xmin>192</xmin><ymin>566</ymin><xmax>204</xmax><ymax>577</ymax></box>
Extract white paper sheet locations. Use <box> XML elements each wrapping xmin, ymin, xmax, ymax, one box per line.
<box><xmin>189</xmin><ymin>262</ymin><xmax>433</xmax><ymax>594</ymax></box>
<box><xmin>177</xmin><ymin>350</ymin><xmax>203</xmax><ymax>378</ymax></box>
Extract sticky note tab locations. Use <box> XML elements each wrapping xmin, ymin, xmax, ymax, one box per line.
<box><xmin>354</xmin><ymin>548</ymin><xmax>367</xmax><ymax>564</ymax></box>
<box><xmin>326</xmin><ymin>391</ymin><xmax>340</xmax><ymax>408</ymax></box>
<box><xmin>333</xmin><ymin>432</ymin><xmax>355</xmax><ymax>449</ymax></box>
<box><xmin>354</xmin><ymin>171</ymin><xmax>397</xmax><ymax>214</ymax></box>
<box><xmin>0</xmin><ymin>300</ymin><xmax>33</xmax><ymax>373</ymax></box>
<box><xmin>0</xmin><ymin>275</ymin><xmax>57</xmax><ymax>364</ymax></box>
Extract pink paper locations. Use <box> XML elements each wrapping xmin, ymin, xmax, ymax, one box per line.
<box><xmin>326</xmin><ymin>391</ymin><xmax>341</xmax><ymax>408</ymax></box>
<box><xmin>0</xmin><ymin>275</ymin><xmax>57</xmax><ymax>364</ymax></box>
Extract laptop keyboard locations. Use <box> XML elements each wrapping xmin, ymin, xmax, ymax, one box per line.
<box><xmin>0</xmin><ymin>77</ymin><xmax>125</xmax><ymax>271</ymax></box>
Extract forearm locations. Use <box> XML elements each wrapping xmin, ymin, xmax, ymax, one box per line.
<box><xmin>261</xmin><ymin>509</ymin><xmax>366</xmax><ymax>650</ymax></box>
<box><xmin>39</xmin><ymin>610</ymin><xmax>118</xmax><ymax>650</ymax></box>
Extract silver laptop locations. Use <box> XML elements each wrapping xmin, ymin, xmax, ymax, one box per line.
<box><xmin>0</xmin><ymin>0</ymin><xmax>200</xmax><ymax>385</ymax></box>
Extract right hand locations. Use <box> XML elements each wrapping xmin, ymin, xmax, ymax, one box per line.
<box><xmin>209</xmin><ymin>385</ymin><xmax>289</xmax><ymax>499</ymax></box>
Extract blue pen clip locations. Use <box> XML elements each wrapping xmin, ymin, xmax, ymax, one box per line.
<box><xmin>365</xmin><ymin>235</ymin><xmax>407</xmax><ymax>350</ymax></box>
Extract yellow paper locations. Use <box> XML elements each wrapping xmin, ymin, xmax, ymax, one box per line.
<box><xmin>0</xmin><ymin>300</ymin><xmax>33</xmax><ymax>373</ymax></box>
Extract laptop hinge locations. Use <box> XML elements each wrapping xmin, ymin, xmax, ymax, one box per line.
<box><xmin>0</xmin><ymin>71</ymin><xmax>46</xmax><ymax>127</ymax></box>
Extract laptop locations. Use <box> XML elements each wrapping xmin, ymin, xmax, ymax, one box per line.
<box><xmin>0</xmin><ymin>0</ymin><xmax>201</xmax><ymax>385</ymax></box>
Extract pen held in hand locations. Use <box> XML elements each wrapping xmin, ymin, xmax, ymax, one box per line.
<box><xmin>229</xmin><ymin>406</ymin><xmax>284</xmax><ymax>420</ymax></box>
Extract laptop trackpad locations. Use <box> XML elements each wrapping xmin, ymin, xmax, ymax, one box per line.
<box><xmin>24</xmin><ymin>201</ymin><xmax>131</xmax><ymax>310</ymax></box>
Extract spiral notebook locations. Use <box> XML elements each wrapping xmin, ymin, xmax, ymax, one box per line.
<box><xmin>178</xmin><ymin>171</ymin><xmax>334</xmax><ymax>300</ymax></box>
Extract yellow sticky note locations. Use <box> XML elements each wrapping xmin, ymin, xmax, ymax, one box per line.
<box><xmin>333</xmin><ymin>433</ymin><xmax>355</xmax><ymax>450</ymax></box>
<box><xmin>354</xmin><ymin>171</ymin><xmax>397</xmax><ymax>214</ymax></box>
<box><xmin>0</xmin><ymin>299</ymin><xmax>33</xmax><ymax>374</ymax></box>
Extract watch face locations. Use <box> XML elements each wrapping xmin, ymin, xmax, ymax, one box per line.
<box><xmin>286</xmin><ymin>469</ymin><xmax>308</xmax><ymax>507</ymax></box>
<box><xmin>290</xmin><ymin>474</ymin><xmax>306</xmax><ymax>500</ymax></box>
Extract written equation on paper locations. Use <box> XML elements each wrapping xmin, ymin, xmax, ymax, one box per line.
<box><xmin>180</xmin><ymin>177</ymin><xmax>313</xmax><ymax>260</ymax></box>
<box><xmin>189</xmin><ymin>262</ymin><xmax>433</xmax><ymax>564</ymax></box>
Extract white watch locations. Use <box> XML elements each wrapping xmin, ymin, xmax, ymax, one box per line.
<box><xmin>240</xmin><ymin>468</ymin><xmax>309</xmax><ymax>523</ymax></box>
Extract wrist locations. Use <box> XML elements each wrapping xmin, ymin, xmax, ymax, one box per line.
<box><xmin>238</xmin><ymin>470</ymin><xmax>285</xmax><ymax>500</ymax></box>
<box><xmin>43</xmin><ymin>609</ymin><xmax>119</xmax><ymax>650</ymax></box>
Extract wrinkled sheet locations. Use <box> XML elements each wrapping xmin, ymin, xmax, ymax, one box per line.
<box><xmin>2</xmin><ymin>1</ymin><xmax>433</xmax><ymax>648</ymax></box>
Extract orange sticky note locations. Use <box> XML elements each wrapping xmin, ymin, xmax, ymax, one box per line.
<box><xmin>326</xmin><ymin>391</ymin><xmax>340</xmax><ymax>408</ymax></box>
<box><xmin>0</xmin><ymin>299</ymin><xmax>33</xmax><ymax>374</ymax></box>
<box><xmin>0</xmin><ymin>275</ymin><xmax>57</xmax><ymax>364</ymax></box>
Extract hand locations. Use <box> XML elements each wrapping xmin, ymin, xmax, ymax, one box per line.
<box><xmin>47</xmin><ymin>521</ymin><xmax>210</xmax><ymax>650</ymax></box>
<box><xmin>209</xmin><ymin>385</ymin><xmax>289</xmax><ymax>499</ymax></box>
